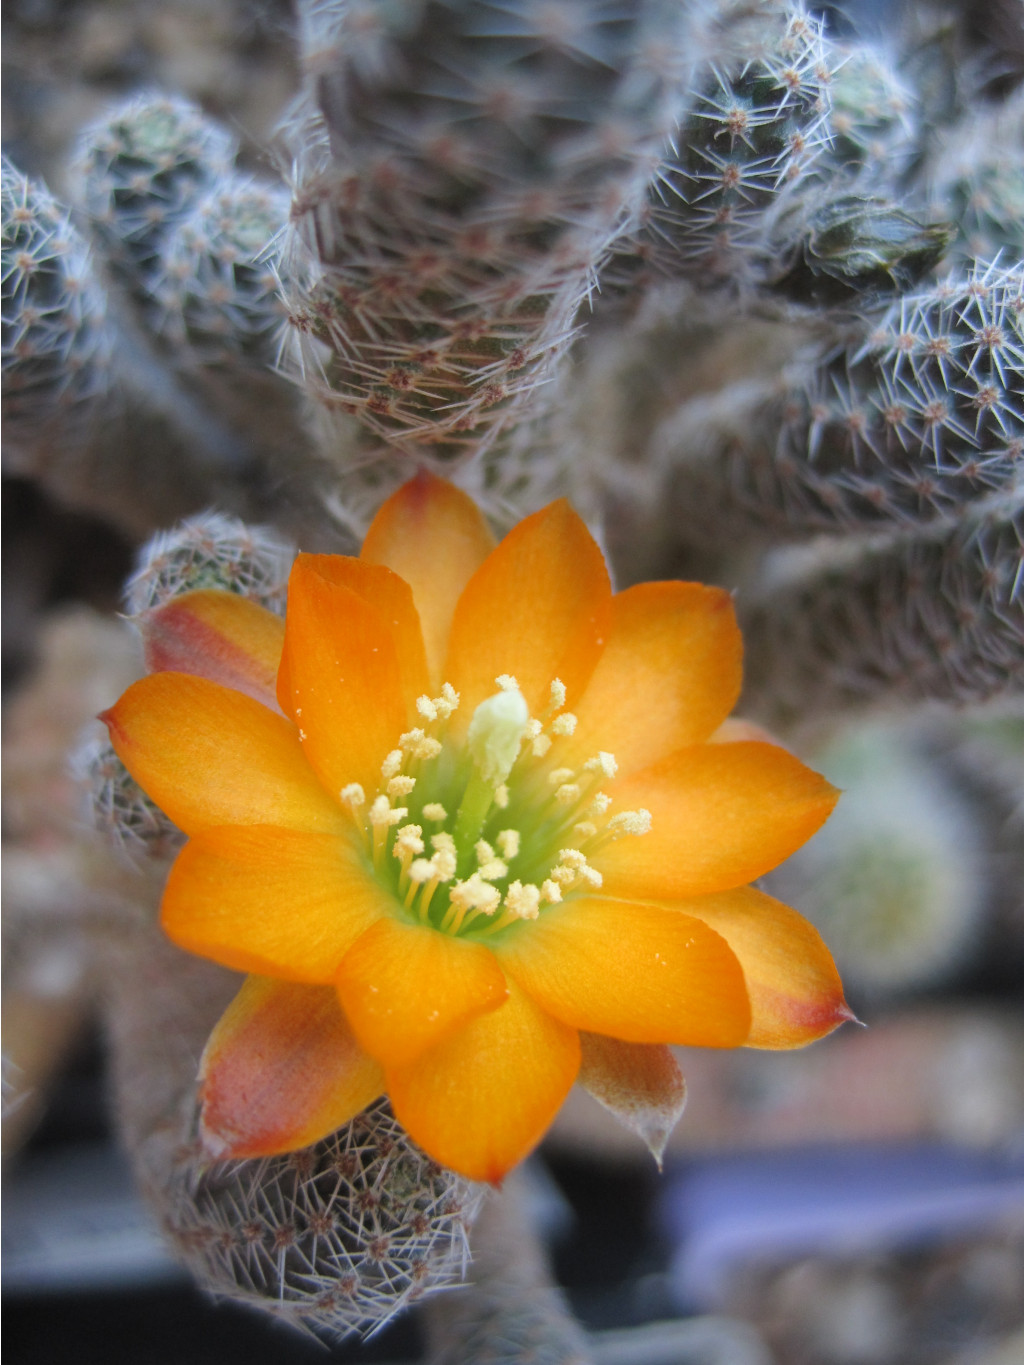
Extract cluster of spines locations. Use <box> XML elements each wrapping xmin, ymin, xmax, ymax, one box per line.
<box><xmin>71</xmin><ymin>92</ymin><xmax>237</xmax><ymax>300</ymax></box>
<box><xmin>154</xmin><ymin>175</ymin><xmax>290</xmax><ymax>368</ymax></box>
<box><xmin>86</xmin><ymin>512</ymin><xmax>295</xmax><ymax>862</ymax></box>
<box><xmin>740</xmin><ymin>498</ymin><xmax>1024</xmax><ymax>721</ymax></box>
<box><xmin>278</xmin><ymin>0</ymin><xmax>691</xmax><ymax>461</ymax></box>
<box><xmin>2</xmin><ymin>155</ymin><xmax>115</xmax><ymax>446</ymax></box>
<box><xmin>158</xmin><ymin>1099</ymin><xmax>483</xmax><ymax>1340</ymax></box>
<box><xmin>642</xmin><ymin>1</ymin><xmax>836</xmax><ymax>281</ymax></box>
<box><xmin>660</xmin><ymin>259</ymin><xmax>1023</xmax><ymax>543</ymax></box>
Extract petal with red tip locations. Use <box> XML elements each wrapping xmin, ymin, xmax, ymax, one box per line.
<box><xmin>162</xmin><ymin>825</ymin><xmax>389</xmax><ymax>982</ymax></box>
<box><xmin>598</xmin><ymin>742</ymin><xmax>839</xmax><ymax>898</ymax></box>
<box><xmin>337</xmin><ymin>917</ymin><xmax>508</xmax><ymax>1068</ymax></box>
<box><xmin>578</xmin><ymin>1033</ymin><xmax>687</xmax><ymax>1167</ymax></box>
<box><xmin>276</xmin><ymin>557</ymin><xmax>415</xmax><ymax>799</ymax></box>
<box><xmin>570</xmin><ymin>582</ymin><xmax>742</xmax><ymax>775</ymax></box>
<box><xmin>388</xmin><ymin>980</ymin><xmax>580</xmax><ymax>1184</ymax></box>
<box><xmin>199</xmin><ymin>976</ymin><xmax>383</xmax><ymax>1160</ymax></box>
<box><xmin>140</xmin><ymin>590</ymin><xmax>285</xmax><ymax>708</ymax></box>
<box><xmin>102</xmin><ymin>673</ymin><xmax>344</xmax><ymax>836</ymax></box>
<box><xmin>495</xmin><ymin>897</ymin><xmax>750</xmax><ymax>1047</ymax></box>
<box><xmin>360</xmin><ymin>470</ymin><xmax>496</xmax><ymax>688</ymax></box>
<box><xmin>443</xmin><ymin>500</ymin><xmax>612</xmax><ymax>731</ymax></box>
<box><xmin>680</xmin><ymin>885</ymin><xmax>853</xmax><ymax>1047</ymax></box>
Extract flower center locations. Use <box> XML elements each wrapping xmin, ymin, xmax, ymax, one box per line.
<box><xmin>339</xmin><ymin>677</ymin><xmax>651</xmax><ymax>938</ymax></box>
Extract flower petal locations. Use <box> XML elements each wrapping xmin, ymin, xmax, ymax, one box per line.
<box><xmin>598</xmin><ymin>742</ymin><xmax>839</xmax><ymax>898</ymax></box>
<box><xmin>388</xmin><ymin>979</ymin><xmax>580</xmax><ymax>1183</ymax></box>
<box><xmin>570</xmin><ymin>583</ymin><xmax>742</xmax><ymax>774</ymax></box>
<box><xmin>443</xmin><ymin>500</ymin><xmax>612</xmax><ymax>731</ymax></box>
<box><xmin>337</xmin><ymin>917</ymin><xmax>508</xmax><ymax>1068</ymax></box>
<box><xmin>139</xmin><ymin>590</ymin><xmax>285</xmax><ymax>709</ymax></box>
<box><xmin>495</xmin><ymin>896</ymin><xmax>751</xmax><ymax>1046</ymax></box>
<box><xmin>102</xmin><ymin>673</ymin><xmax>344</xmax><ymax>836</ymax></box>
<box><xmin>163</xmin><ymin>826</ymin><xmax>388</xmax><ymax>982</ymax></box>
<box><xmin>680</xmin><ymin>886</ymin><xmax>853</xmax><ymax>1048</ymax></box>
<box><xmin>578</xmin><ymin>1033</ymin><xmax>687</xmax><ymax>1168</ymax></box>
<box><xmin>199</xmin><ymin>976</ymin><xmax>383</xmax><ymax>1159</ymax></box>
<box><xmin>360</xmin><ymin>469</ymin><xmax>496</xmax><ymax>688</ymax></box>
<box><xmin>276</xmin><ymin>557</ymin><xmax>416</xmax><ymax>798</ymax></box>
<box><xmin>287</xmin><ymin>554</ymin><xmax>430</xmax><ymax>709</ymax></box>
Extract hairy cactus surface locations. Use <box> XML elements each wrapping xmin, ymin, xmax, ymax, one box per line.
<box><xmin>659</xmin><ymin>258</ymin><xmax>1024</xmax><ymax>543</ymax></box>
<box><xmin>279</xmin><ymin>0</ymin><xmax>692</xmax><ymax>466</ymax></box>
<box><xmin>155</xmin><ymin>175</ymin><xmax>290</xmax><ymax>367</ymax></box>
<box><xmin>643</xmin><ymin>1</ymin><xmax>836</xmax><ymax>282</ymax></box>
<box><xmin>71</xmin><ymin>93</ymin><xmax>237</xmax><ymax>299</ymax></box>
<box><xmin>2</xmin><ymin>156</ymin><xmax>116</xmax><ymax>448</ymax></box>
<box><xmin>741</xmin><ymin>499</ymin><xmax>1024</xmax><ymax>722</ymax></box>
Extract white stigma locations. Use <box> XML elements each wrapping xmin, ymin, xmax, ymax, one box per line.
<box><xmin>467</xmin><ymin>687</ymin><xmax>530</xmax><ymax>787</ymax></box>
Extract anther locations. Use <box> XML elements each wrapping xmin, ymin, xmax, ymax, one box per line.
<box><xmin>340</xmin><ymin>783</ymin><xmax>365</xmax><ymax>807</ymax></box>
<box><xmin>503</xmin><ymin>881</ymin><xmax>541</xmax><ymax>920</ymax></box>
<box><xmin>551</xmin><ymin>713</ymin><xmax>577</xmax><ymax>736</ymax></box>
<box><xmin>381</xmin><ymin>749</ymin><xmax>404</xmax><ymax>779</ymax></box>
<box><xmin>497</xmin><ymin>829</ymin><xmax>520</xmax><ymax>859</ymax></box>
<box><xmin>422</xmin><ymin>802</ymin><xmax>448</xmax><ymax>822</ymax></box>
<box><xmin>584</xmin><ymin>752</ymin><xmax>618</xmax><ymax>778</ymax></box>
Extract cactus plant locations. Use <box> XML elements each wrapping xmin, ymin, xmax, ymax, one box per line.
<box><xmin>2</xmin><ymin>0</ymin><xmax>1024</xmax><ymax>1357</ymax></box>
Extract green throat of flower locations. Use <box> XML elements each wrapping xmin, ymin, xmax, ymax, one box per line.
<box><xmin>339</xmin><ymin>676</ymin><xmax>651</xmax><ymax>940</ymax></box>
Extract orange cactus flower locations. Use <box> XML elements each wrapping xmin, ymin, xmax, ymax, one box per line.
<box><xmin>102</xmin><ymin>472</ymin><xmax>850</xmax><ymax>1183</ymax></box>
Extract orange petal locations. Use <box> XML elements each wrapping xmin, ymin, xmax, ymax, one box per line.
<box><xmin>360</xmin><ymin>470</ymin><xmax>496</xmax><ymax>688</ymax></box>
<box><xmin>680</xmin><ymin>885</ymin><xmax>853</xmax><ymax>1048</ymax></box>
<box><xmin>140</xmin><ymin>590</ymin><xmax>285</xmax><ymax>709</ymax></box>
<box><xmin>598</xmin><ymin>742</ymin><xmax>839</xmax><ymax>898</ymax></box>
<box><xmin>199</xmin><ymin>976</ymin><xmax>383</xmax><ymax>1159</ymax></box>
<box><xmin>494</xmin><ymin>896</ymin><xmax>750</xmax><ymax>1046</ymax></box>
<box><xmin>569</xmin><ymin>582</ymin><xmax>742</xmax><ymax>774</ymax></box>
<box><xmin>162</xmin><ymin>826</ymin><xmax>389</xmax><ymax>982</ymax></box>
<box><xmin>289</xmin><ymin>554</ymin><xmax>430</xmax><ymax>709</ymax></box>
<box><xmin>578</xmin><ymin>1033</ymin><xmax>687</xmax><ymax>1168</ymax></box>
<box><xmin>443</xmin><ymin>500</ymin><xmax>612</xmax><ymax>733</ymax></box>
<box><xmin>336</xmin><ymin>917</ymin><xmax>508</xmax><ymax>1068</ymax></box>
<box><xmin>388</xmin><ymin>979</ymin><xmax>579</xmax><ymax>1183</ymax></box>
<box><xmin>102</xmin><ymin>673</ymin><xmax>344</xmax><ymax>836</ymax></box>
<box><xmin>276</xmin><ymin>557</ymin><xmax>415</xmax><ymax>798</ymax></box>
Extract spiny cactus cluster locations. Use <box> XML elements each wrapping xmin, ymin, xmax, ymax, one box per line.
<box><xmin>3</xmin><ymin>0</ymin><xmax>1023</xmax><ymax>1355</ymax></box>
<box><xmin>1</xmin><ymin>156</ymin><xmax>115</xmax><ymax>450</ymax></box>
<box><xmin>279</xmin><ymin>0</ymin><xmax>693</xmax><ymax>473</ymax></box>
<box><xmin>663</xmin><ymin>258</ymin><xmax>1023</xmax><ymax>542</ymax></box>
<box><xmin>157</xmin><ymin>1101</ymin><xmax>483</xmax><ymax>1339</ymax></box>
<box><xmin>741</xmin><ymin>499</ymin><xmax>1023</xmax><ymax>724</ymax></box>
<box><xmin>72</xmin><ymin>93</ymin><xmax>238</xmax><ymax>297</ymax></box>
<box><xmin>642</xmin><ymin>1</ymin><xmax>836</xmax><ymax>281</ymax></box>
